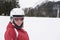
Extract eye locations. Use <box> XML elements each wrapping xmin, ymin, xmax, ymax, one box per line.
<box><xmin>14</xmin><ymin>18</ymin><xmax>24</xmax><ymax>21</ymax></box>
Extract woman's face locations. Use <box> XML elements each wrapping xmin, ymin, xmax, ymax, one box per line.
<box><xmin>13</xmin><ymin>17</ymin><xmax>24</xmax><ymax>26</ymax></box>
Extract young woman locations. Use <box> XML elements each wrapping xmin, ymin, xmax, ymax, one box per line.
<box><xmin>4</xmin><ymin>8</ymin><xmax>29</xmax><ymax>40</ymax></box>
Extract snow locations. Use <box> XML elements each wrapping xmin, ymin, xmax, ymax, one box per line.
<box><xmin>0</xmin><ymin>16</ymin><xmax>60</xmax><ymax>40</ymax></box>
<box><xmin>19</xmin><ymin>0</ymin><xmax>45</xmax><ymax>8</ymax></box>
<box><xmin>19</xmin><ymin>0</ymin><xmax>60</xmax><ymax>8</ymax></box>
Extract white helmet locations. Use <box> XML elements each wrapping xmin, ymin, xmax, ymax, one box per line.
<box><xmin>10</xmin><ymin>8</ymin><xmax>25</xmax><ymax>23</ymax></box>
<box><xmin>10</xmin><ymin>8</ymin><xmax>25</xmax><ymax>18</ymax></box>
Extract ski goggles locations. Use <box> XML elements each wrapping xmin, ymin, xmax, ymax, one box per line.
<box><xmin>13</xmin><ymin>17</ymin><xmax>24</xmax><ymax>21</ymax></box>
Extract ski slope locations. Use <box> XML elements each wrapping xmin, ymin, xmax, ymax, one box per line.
<box><xmin>0</xmin><ymin>16</ymin><xmax>60</xmax><ymax>40</ymax></box>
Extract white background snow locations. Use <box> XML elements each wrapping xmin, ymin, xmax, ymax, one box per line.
<box><xmin>0</xmin><ymin>16</ymin><xmax>60</xmax><ymax>40</ymax></box>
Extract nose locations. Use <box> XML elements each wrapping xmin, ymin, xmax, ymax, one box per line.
<box><xmin>18</xmin><ymin>20</ymin><xmax>23</xmax><ymax>23</ymax></box>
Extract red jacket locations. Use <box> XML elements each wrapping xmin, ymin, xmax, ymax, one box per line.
<box><xmin>4</xmin><ymin>22</ymin><xmax>29</xmax><ymax>40</ymax></box>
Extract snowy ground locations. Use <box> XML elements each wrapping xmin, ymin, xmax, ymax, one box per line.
<box><xmin>0</xmin><ymin>16</ymin><xmax>60</xmax><ymax>40</ymax></box>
